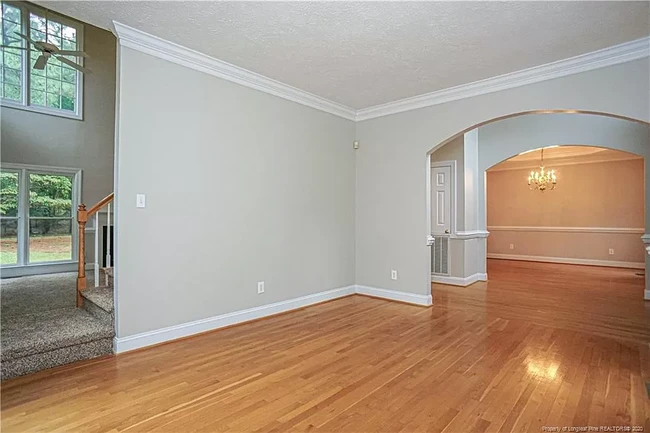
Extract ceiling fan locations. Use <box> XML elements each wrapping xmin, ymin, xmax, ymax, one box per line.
<box><xmin>1</xmin><ymin>32</ymin><xmax>90</xmax><ymax>74</ymax></box>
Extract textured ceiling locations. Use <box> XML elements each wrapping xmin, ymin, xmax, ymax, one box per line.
<box><xmin>36</xmin><ymin>1</ymin><xmax>650</xmax><ymax>110</ymax></box>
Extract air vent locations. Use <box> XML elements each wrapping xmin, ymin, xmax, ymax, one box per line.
<box><xmin>432</xmin><ymin>236</ymin><xmax>449</xmax><ymax>276</ymax></box>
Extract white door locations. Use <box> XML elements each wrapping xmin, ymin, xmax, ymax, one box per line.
<box><xmin>431</xmin><ymin>165</ymin><xmax>451</xmax><ymax>235</ymax></box>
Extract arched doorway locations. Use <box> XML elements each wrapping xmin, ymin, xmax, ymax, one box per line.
<box><xmin>426</xmin><ymin>111</ymin><xmax>650</xmax><ymax>299</ymax></box>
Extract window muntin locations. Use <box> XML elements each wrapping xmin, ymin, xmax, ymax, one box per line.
<box><xmin>0</xmin><ymin>1</ymin><xmax>83</xmax><ymax>118</ymax></box>
<box><xmin>0</xmin><ymin>2</ymin><xmax>22</xmax><ymax>102</ymax></box>
<box><xmin>0</xmin><ymin>165</ymin><xmax>80</xmax><ymax>267</ymax></box>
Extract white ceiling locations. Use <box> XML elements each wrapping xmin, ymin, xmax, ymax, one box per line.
<box><xmin>38</xmin><ymin>1</ymin><xmax>650</xmax><ymax>110</ymax></box>
<box><xmin>510</xmin><ymin>146</ymin><xmax>609</xmax><ymax>162</ymax></box>
<box><xmin>490</xmin><ymin>146</ymin><xmax>642</xmax><ymax>171</ymax></box>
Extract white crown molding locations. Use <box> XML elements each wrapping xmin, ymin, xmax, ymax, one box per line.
<box><xmin>487</xmin><ymin>253</ymin><xmax>644</xmax><ymax>269</ymax></box>
<box><xmin>111</xmin><ymin>21</ymin><xmax>357</xmax><ymax>121</ymax></box>
<box><xmin>488</xmin><ymin>226</ymin><xmax>644</xmax><ymax>234</ymax></box>
<box><xmin>355</xmin><ymin>37</ymin><xmax>650</xmax><ymax>122</ymax></box>
<box><xmin>111</xmin><ymin>21</ymin><xmax>648</xmax><ymax>123</ymax></box>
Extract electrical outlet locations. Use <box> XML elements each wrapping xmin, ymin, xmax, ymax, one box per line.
<box><xmin>509</xmin><ymin>244</ymin><xmax>515</xmax><ymax>250</ymax></box>
<box><xmin>608</xmin><ymin>248</ymin><xmax>615</xmax><ymax>255</ymax></box>
<box><xmin>391</xmin><ymin>270</ymin><xmax>398</xmax><ymax>280</ymax></box>
<box><xmin>257</xmin><ymin>281</ymin><xmax>265</xmax><ymax>294</ymax></box>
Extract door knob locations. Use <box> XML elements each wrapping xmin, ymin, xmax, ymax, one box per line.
<box><xmin>444</xmin><ymin>229</ymin><xmax>450</xmax><ymax>234</ymax></box>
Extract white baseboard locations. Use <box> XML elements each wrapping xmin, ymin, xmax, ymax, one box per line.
<box><xmin>645</xmin><ymin>289</ymin><xmax>650</xmax><ymax>301</ymax></box>
<box><xmin>487</xmin><ymin>253</ymin><xmax>644</xmax><ymax>269</ymax></box>
<box><xmin>115</xmin><ymin>284</ymin><xmax>434</xmax><ymax>353</ymax></box>
<box><xmin>115</xmin><ymin>285</ymin><xmax>356</xmax><ymax>353</ymax></box>
<box><xmin>355</xmin><ymin>285</ymin><xmax>433</xmax><ymax>307</ymax></box>
<box><xmin>431</xmin><ymin>273</ymin><xmax>487</xmax><ymax>286</ymax></box>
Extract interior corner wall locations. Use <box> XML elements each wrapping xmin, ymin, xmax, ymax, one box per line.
<box><xmin>354</xmin><ymin>58</ymin><xmax>649</xmax><ymax>297</ymax></box>
<box><xmin>114</xmin><ymin>47</ymin><xmax>356</xmax><ymax>338</ymax></box>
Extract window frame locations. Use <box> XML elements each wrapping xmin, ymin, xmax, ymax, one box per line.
<box><xmin>1</xmin><ymin>1</ymin><xmax>84</xmax><ymax>120</ymax></box>
<box><xmin>1</xmin><ymin>162</ymin><xmax>82</xmax><ymax>269</ymax></box>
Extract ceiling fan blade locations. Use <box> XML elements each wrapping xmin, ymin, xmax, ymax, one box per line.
<box><xmin>0</xmin><ymin>45</ymin><xmax>29</xmax><ymax>51</ymax></box>
<box><xmin>33</xmin><ymin>54</ymin><xmax>49</xmax><ymax>70</ymax></box>
<box><xmin>15</xmin><ymin>32</ymin><xmax>35</xmax><ymax>44</ymax></box>
<box><xmin>54</xmin><ymin>49</ymin><xmax>89</xmax><ymax>58</ymax></box>
<box><xmin>56</xmin><ymin>55</ymin><xmax>91</xmax><ymax>74</ymax></box>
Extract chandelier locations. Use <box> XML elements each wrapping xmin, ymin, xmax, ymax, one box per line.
<box><xmin>527</xmin><ymin>148</ymin><xmax>557</xmax><ymax>191</ymax></box>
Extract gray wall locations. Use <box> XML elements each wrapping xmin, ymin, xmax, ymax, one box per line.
<box><xmin>355</xmin><ymin>59</ymin><xmax>650</xmax><ymax>298</ymax></box>
<box><xmin>1</xmin><ymin>24</ymin><xmax>116</xmax><ymax>207</ymax></box>
<box><xmin>115</xmin><ymin>47</ymin><xmax>356</xmax><ymax>337</ymax></box>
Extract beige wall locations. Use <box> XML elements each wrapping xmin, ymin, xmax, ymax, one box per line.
<box><xmin>115</xmin><ymin>47</ymin><xmax>356</xmax><ymax>338</ymax></box>
<box><xmin>487</xmin><ymin>159</ymin><xmax>644</xmax><ymax>228</ymax></box>
<box><xmin>486</xmin><ymin>158</ymin><xmax>645</xmax><ymax>265</ymax></box>
<box><xmin>1</xmin><ymin>24</ymin><xmax>116</xmax><ymax>207</ymax></box>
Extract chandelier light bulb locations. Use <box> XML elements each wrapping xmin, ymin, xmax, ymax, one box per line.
<box><xmin>528</xmin><ymin>148</ymin><xmax>557</xmax><ymax>192</ymax></box>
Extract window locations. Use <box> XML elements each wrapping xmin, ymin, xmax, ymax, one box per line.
<box><xmin>0</xmin><ymin>164</ymin><xmax>81</xmax><ymax>267</ymax></box>
<box><xmin>0</xmin><ymin>1</ymin><xmax>83</xmax><ymax>119</ymax></box>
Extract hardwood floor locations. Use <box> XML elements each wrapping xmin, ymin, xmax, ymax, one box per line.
<box><xmin>2</xmin><ymin>260</ymin><xmax>649</xmax><ymax>432</ymax></box>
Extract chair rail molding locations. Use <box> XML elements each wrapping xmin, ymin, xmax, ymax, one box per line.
<box><xmin>488</xmin><ymin>226</ymin><xmax>645</xmax><ymax>234</ymax></box>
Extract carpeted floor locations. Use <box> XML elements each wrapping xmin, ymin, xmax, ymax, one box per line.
<box><xmin>1</xmin><ymin>272</ymin><xmax>114</xmax><ymax>380</ymax></box>
<box><xmin>1</xmin><ymin>272</ymin><xmax>93</xmax><ymax>318</ymax></box>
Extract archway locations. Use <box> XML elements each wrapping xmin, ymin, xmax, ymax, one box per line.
<box><xmin>426</xmin><ymin>111</ymin><xmax>650</xmax><ymax>299</ymax></box>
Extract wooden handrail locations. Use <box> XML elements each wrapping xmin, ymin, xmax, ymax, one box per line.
<box><xmin>87</xmin><ymin>192</ymin><xmax>114</xmax><ymax>217</ymax></box>
<box><xmin>76</xmin><ymin>193</ymin><xmax>114</xmax><ymax>307</ymax></box>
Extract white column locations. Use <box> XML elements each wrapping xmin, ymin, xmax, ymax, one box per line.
<box><xmin>461</xmin><ymin>130</ymin><xmax>488</xmax><ymax>281</ymax></box>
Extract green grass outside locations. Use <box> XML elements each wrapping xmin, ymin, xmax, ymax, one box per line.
<box><xmin>1</xmin><ymin>235</ymin><xmax>72</xmax><ymax>265</ymax></box>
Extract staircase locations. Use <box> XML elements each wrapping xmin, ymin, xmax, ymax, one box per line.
<box><xmin>1</xmin><ymin>193</ymin><xmax>116</xmax><ymax>381</ymax></box>
<box><xmin>81</xmin><ymin>268</ymin><xmax>114</xmax><ymax>324</ymax></box>
<box><xmin>1</xmin><ymin>269</ymin><xmax>114</xmax><ymax>380</ymax></box>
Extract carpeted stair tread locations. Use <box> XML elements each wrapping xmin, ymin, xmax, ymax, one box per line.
<box><xmin>81</xmin><ymin>286</ymin><xmax>114</xmax><ymax>313</ymax></box>
<box><xmin>1</xmin><ymin>308</ymin><xmax>114</xmax><ymax>362</ymax></box>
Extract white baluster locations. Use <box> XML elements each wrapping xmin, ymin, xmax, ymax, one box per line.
<box><xmin>94</xmin><ymin>213</ymin><xmax>99</xmax><ymax>287</ymax></box>
<box><xmin>106</xmin><ymin>203</ymin><xmax>111</xmax><ymax>286</ymax></box>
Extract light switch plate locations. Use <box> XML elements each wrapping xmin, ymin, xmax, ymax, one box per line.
<box><xmin>136</xmin><ymin>194</ymin><xmax>146</xmax><ymax>208</ymax></box>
